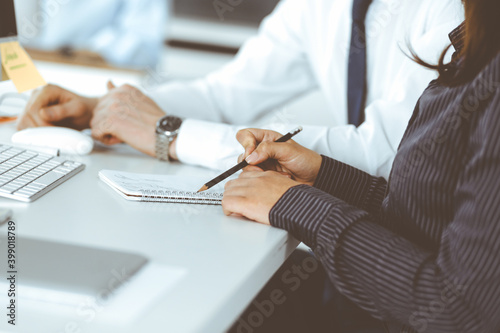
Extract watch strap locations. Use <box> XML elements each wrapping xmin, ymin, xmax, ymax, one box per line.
<box><xmin>155</xmin><ymin>133</ymin><xmax>171</xmax><ymax>161</ymax></box>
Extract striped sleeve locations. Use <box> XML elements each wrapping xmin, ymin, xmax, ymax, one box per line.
<box><xmin>270</xmin><ymin>184</ymin><xmax>371</xmax><ymax>249</ymax></box>
<box><xmin>314</xmin><ymin>155</ymin><xmax>387</xmax><ymax>215</ymax></box>
<box><xmin>269</xmin><ymin>90</ymin><xmax>500</xmax><ymax>331</ymax></box>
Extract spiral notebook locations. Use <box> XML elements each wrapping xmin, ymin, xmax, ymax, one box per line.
<box><xmin>98</xmin><ymin>169</ymin><xmax>224</xmax><ymax>205</ymax></box>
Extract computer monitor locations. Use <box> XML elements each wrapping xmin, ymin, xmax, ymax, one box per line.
<box><xmin>0</xmin><ymin>0</ymin><xmax>18</xmax><ymax>42</ymax></box>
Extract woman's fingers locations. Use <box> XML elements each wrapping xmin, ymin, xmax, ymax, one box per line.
<box><xmin>245</xmin><ymin>141</ymin><xmax>298</xmax><ymax>166</ymax></box>
<box><xmin>222</xmin><ymin>195</ymin><xmax>247</xmax><ymax>216</ymax></box>
<box><xmin>236</xmin><ymin>128</ymin><xmax>284</xmax><ymax>160</ymax></box>
<box><xmin>241</xmin><ymin>165</ymin><xmax>264</xmax><ymax>172</ymax></box>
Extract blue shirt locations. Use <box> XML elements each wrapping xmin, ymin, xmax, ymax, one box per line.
<box><xmin>22</xmin><ymin>0</ymin><xmax>168</xmax><ymax>68</ymax></box>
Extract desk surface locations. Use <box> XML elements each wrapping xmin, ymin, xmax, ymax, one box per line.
<box><xmin>0</xmin><ymin>122</ymin><xmax>298</xmax><ymax>333</ymax></box>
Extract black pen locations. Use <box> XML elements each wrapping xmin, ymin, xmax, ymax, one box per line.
<box><xmin>197</xmin><ymin>126</ymin><xmax>303</xmax><ymax>193</ymax></box>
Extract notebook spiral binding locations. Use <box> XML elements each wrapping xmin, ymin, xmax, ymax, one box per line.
<box><xmin>140</xmin><ymin>189</ymin><xmax>223</xmax><ymax>205</ymax></box>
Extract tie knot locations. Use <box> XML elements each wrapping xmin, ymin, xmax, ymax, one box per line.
<box><xmin>352</xmin><ymin>0</ymin><xmax>373</xmax><ymax>23</ymax></box>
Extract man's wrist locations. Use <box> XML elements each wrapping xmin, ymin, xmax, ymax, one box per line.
<box><xmin>155</xmin><ymin>115</ymin><xmax>182</xmax><ymax>161</ymax></box>
<box><xmin>168</xmin><ymin>137</ymin><xmax>178</xmax><ymax>161</ymax></box>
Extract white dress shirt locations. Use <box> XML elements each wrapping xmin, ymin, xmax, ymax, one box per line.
<box><xmin>149</xmin><ymin>0</ymin><xmax>464</xmax><ymax>178</ymax></box>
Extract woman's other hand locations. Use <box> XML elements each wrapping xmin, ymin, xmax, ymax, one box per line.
<box><xmin>222</xmin><ymin>170</ymin><xmax>300</xmax><ymax>224</ymax></box>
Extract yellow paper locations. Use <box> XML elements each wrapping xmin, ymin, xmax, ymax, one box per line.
<box><xmin>1</xmin><ymin>63</ymin><xmax>8</xmax><ymax>82</ymax></box>
<box><xmin>0</xmin><ymin>41</ymin><xmax>46</xmax><ymax>92</ymax></box>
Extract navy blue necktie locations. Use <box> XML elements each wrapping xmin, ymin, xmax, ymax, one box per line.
<box><xmin>347</xmin><ymin>0</ymin><xmax>372</xmax><ymax>127</ymax></box>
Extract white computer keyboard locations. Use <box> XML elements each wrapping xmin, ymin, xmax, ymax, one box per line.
<box><xmin>0</xmin><ymin>144</ymin><xmax>85</xmax><ymax>202</ymax></box>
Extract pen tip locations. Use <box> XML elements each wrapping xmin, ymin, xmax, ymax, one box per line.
<box><xmin>197</xmin><ymin>185</ymin><xmax>209</xmax><ymax>193</ymax></box>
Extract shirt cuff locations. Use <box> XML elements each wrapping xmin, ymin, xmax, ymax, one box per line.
<box><xmin>175</xmin><ymin>119</ymin><xmax>245</xmax><ymax>170</ymax></box>
<box><xmin>269</xmin><ymin>184</ymin><xmax>370</xmax><ymax>250</ymax></box>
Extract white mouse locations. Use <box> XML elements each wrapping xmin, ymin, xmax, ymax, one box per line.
<box><xmin>12</xmin><ymin>127</ymin><xmax>94</xmax><ymax>155</ymax></box>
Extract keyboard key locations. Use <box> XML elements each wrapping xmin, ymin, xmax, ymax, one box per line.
<box><xmin>11</xmin><ymin>191</ymin><xmax>32</xmax><ymax>199</ymax></box>
<box><xmin>50</xmin><ymin>157</ymin><xmax>68</xmax><ymax>164</ymax></box>
<box><xmin>0</xmin><ymin>181</ymin><xmax>24</xmax><ymax>193</ymax></box>
<box><xmin>24</xmin><ymin>183</ymin><xmax>45</xmax><ymax>191</ymax></box>
<box><xmin>0</xmin><ymin>176</ymin><xmax>10</xmax><ymax>186</ymax></box>
<box><xmin>53</xmin><ymin>166</ymin><xmax>73</xmax><ymax>174</ymax></box>
<box><xmin>17</xmin><ymin>186</ymin><xmax>38</xmax><ymax>193</ymax></box>
<box><xmin>0</xmin><ymin>184</ymin><xmax>19</xmax><ymax>194</ymax></box>
<box><xmin>32</xmin><ymin>171</ymin><xmax>66</xmax><ymax>186</ymax></box>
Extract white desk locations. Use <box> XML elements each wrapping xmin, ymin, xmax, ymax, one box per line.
<box><xmin>0</xmin><ymin>45</ymin><xmax>314</xmax><ymax>331</ymax></box>
<box><xmin>0</xmin><ymin>121</ymin><xmax>299</xmax><ymax>333</ymax></box>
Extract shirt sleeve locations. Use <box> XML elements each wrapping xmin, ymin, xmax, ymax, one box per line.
<box><xmin>269</xmin><ymin>95</ymin><xmax>500</xmax><ymax>331</ymax></box>
<box><xmin>313</xmin><ymin>155</ymin><xmax>387</xmax><ymax>216</ymax></box>
<box><xmin>148</xmin><ymin>0</ymin><xmax>316</xmax><ymax>125</ymax></box>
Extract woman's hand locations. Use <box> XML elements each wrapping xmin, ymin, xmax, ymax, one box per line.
<box><xmin>236</xmin><ymin>128</ymin><xmax>322</xmax><ymax>186</ymax></box>
<box><xmin>222</xmin><ymin>170</ymin><xmax>300</xmax><ymax>225</ymax></box>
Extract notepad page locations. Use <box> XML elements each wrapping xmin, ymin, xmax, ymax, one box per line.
<box><xmin>99</xmin><ymin>169</ymin><xmax>224</xmax><ymax>204</ymax></box>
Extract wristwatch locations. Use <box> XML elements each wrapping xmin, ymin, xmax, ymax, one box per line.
<box><xmin>155</xmin><ymin>115</ymin><xmax>183</xmax><ymax>161</ymax></box>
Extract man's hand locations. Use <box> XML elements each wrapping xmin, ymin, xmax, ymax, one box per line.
<box><xmin>236</xmin><ymin>128</ymin><xmax>322</xmax><ymax>186</ymax></box>
<box><xmin>222</xmin><ymin>171</ymin><xmax>299</xmax><ymax>224</ymax></box>
<box><xmin>90</xmin><ymin>83</ymin><xmax>165</xmax><ymax>157</ymax></box>
<box><xmin>17</xmin><ymin>84</ymin><xmax>98</xmax><ymax>130</ymax></box>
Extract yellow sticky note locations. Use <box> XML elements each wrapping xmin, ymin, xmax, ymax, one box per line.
<box><xmin>1</xmin><ymin>63</ymin><xmax>8</xmax><ymax>82</ymax></box>
<box><xmin>0</xmin><ymin>41</ymin><xmax>46</xmax><ymax>92</ymax></box>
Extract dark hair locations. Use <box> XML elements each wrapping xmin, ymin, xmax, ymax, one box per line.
<box><xmin>412</xmin><ymin>0</ymin><xmax>500</xmax><ymax>86</ymax></box>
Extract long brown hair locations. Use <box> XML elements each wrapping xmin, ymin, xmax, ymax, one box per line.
<box><xmin>412</xmin><ymin>0</ymin><xmax>500</xmax><ymax>86</ymax></box>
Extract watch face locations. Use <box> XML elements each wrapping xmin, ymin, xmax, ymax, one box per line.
<box><xmin>158</xmin><ymin>116</ymin><xmax>182</xmax><ymax>133</ymax></box>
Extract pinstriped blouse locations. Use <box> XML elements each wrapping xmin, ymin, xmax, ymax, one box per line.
<box><xmin>269</xmin><ymin>26</ymin><xmax>500</xmax><ymax>332</ymax></box>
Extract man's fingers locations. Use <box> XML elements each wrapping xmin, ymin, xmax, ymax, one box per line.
<box><xmin>91</xmin><ymin>124</ymin><xmax>111</xmax><ymax>144</ymax></box>
<box><xmin>16</xmin><ymin>113</ymin><xmax>34</xmax><ymax>130</ymax></box>
<box><xmin>16</xmin><ymin>112</ymin><xmax>51</xmax><ymax>130</ymax></box>
<box><xmin>90</xmin><ymin>109</ymin><xmax>124</xmax><ymax>146</ymax></box>
<box><xmin>25</xmin><ymin>85</ymin><xmax>55</xmax><ymax>116</ymax></box>
<box><xmin>39</xmin><ymin>104</ymin><xmax>68</xmax><ymax>122</ymax></box>
<box><xmin>102</xmin><ymin>135</ymin><xmax>122</xmax><ymax>145</ymax></box>
<box><xmin>107</xmin><ymin>81</ymin><xmax>116</xmax><ymax>91</ymax></box>
<box><xmin>90</xmin><ymin>112</ymin><xmax>110</xmax><ymax>143</ymax></box>
<box><xmin>91</xmin><ymin>126</ymin><xmax>117</xmax><ymax>145</ymax></box>
<box><xmin>19</xmin><ymin>84</ymin><xmax>93</xmax><ymax>130</ymax></box>
<box><xmin>39</xmin><ymin>99</ymin><xmax>85</xmax><ymax>123</ymax></box>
